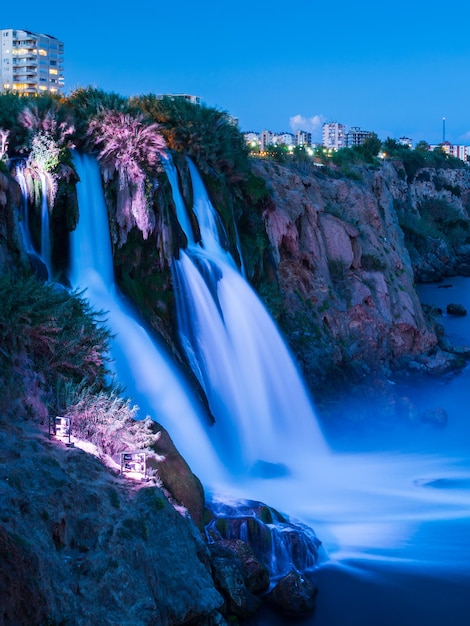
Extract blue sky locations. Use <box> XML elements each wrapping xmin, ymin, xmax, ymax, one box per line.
<box><xmin>2</xmin><ymin>1</ymin><xmax>470</xmax><ymax>144</ymax></box>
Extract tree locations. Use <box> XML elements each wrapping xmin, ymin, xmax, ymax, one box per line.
<box><xmin>415</xmin><ymin>140</ymin><xmax>430</xmax><ymax>153</ymax></box>
<box><xmin>362</xmin><ymin>133</ymin><xmax>382</xmax><ymax>157</ymax></box>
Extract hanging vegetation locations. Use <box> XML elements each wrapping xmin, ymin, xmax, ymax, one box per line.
<box><xmin>86</xmin><ymin>109</ymin><xmax>167</xmax><ymax>245</ymax></box>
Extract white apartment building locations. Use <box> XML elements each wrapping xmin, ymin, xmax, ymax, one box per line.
<box><xmin>346</xmin><ymin>126</ymin><xmax>373</xmax><ymax>147</ymax></box>
<box><xmin>156</xmin><ymin>93</ymin><xmax>201</xmax><ymax>105</ymax></box>
<box><xmin>398</xmin><ymin>137</ymin><xmax>413</xmax><ymax>149</ymax></box>
<box><xmin>260</xmin><ymin>130</ymin><xmax>273</xmax><ymax>151</ymax></box>
<box><xmin>429</xmin><ymin>142</ymin><xmax>470</xmax><ymax>162</ymax></box>
<box><xmin>0</xmin><ymin>29</ymin><xmax>64</xmax><ymax>95</ymax></box>
<box><xmin>322</xmin><ymin>122</ymin><xmax>346</xmax><ymax>149</ymax></box>
<box><xmin>273</xmin><ymin>132</ymin><xmax>295</xmax><ymax>146</ymax></box>
<box><xmin>295</xmin><ymin>130</ymin><xmax>312</xmax><ymax>147</ymax></box>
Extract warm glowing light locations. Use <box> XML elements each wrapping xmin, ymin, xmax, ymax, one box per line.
<box><xmin>49</xmin><ymin>68</ymin><xmax>58</xmax><ymax>75</ymax></box>
<box><xmin>38</xmin><ymin>49</ymin><xmax>47</xmax><ymax>56</ymax></box>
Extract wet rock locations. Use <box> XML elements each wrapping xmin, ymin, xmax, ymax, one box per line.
<box><xmin>210</xmin><ymin>555</ymin><xmax>261</xmax><ymax>618</ymax></box>
<box><xmin>250</xmin><ymin>459</ymin><xmax>290</xmax><ymax>478</ymax></box>
<box><xmin>420</xmin><ymin>407</ymin><xmax>448</xmax><ymax>427</ymax></box>
<box><xmin>266</xmin><ymin>569</ymin><xmax>318</xmax><ymax>617</ymax></box>
<box><xmin>446</xmin><ymin>303</ymin><xmax>467</xmax><ymax>316</ymax></box>
<box><xmin>209</xmin><ymin>539</ymin><xmax>270</xmax><ymax>593</ymax></box>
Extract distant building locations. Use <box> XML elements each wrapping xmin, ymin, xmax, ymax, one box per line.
<box><xmin>398</xmin><ymin>137</ymin><xmax>413</xmax><ymax>148</ymax></box>
<box><xmin>156</xmin><ymin>93</ymin><xmax>201</xmax><ymax>105</ymax></box>
<box><xmin>0</xmin><ymin>29</ymin><xmax>64</xmax><ymax>95</ymax></box>
<box><xmin>346</xmin><ymin>126</ymin><xmax>373</xmax><ymax>147</ymax></box>
<box><xmin>451</xmin><ymin>145</ymin><xmax>470</xmax><ymax>161</ymax></box>
<box><xmin>295</xmin><ymin>129</ymin><xmax>312</xmax><ymax>147</ymax></box>
<box><xmin>260</xmin><ymin>130</ymin><xmax>273</xmax><ymax>151</ymax></box>
<box><xmin>273</xmin><ymin>132</ymin><xmax>295</xmax><ymax>146</ymax></box>
<box><xmin>429</xmin><ymin>142</ymin><xmax>470</xmax><ymax>162</ymax></box>
<box><xmin>322</xmin><ymin>122</ymin><xmax>346</xmax><ymax>149</ymax></box>
<box><xmin>244</xmin><ymin>132</ymin><xmax>260</xmax><ymax>150</ymax></box>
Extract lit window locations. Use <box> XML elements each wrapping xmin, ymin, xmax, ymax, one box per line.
<box><xmin>49</xmin><ymin>68</ymin><xmax>58</xmax><ymax>75</ymax></box>
<box><xmin>39</xmin><ymin>85</ymin><xmax>47</xmax><ymax>91</ymax></box>
<box><xmin>38</xmin><ymin>49</ymin><xmax>47</xmax><ymax>56</ymax></box>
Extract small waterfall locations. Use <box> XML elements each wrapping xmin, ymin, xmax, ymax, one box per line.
<box><xmin>13</xmin><ymin>161</ymin><xmax>50</xmax><ymax>279</ymax></box>
<box><xmin>69</xmin><ymin>152</ymin><xmax>225</xmax><ymax>485</ymax></box>
<box><xmin>163</xmin><ymin>155</ymin><xmax>195</xmax><ymax>245</ymax></box>
<box><xmin>38</xmin><ymin>171</ymin><xmax>52</xmax><ymax>279</ymax></box>
<box><xmin>13</xmin><ymin>161</ymin><xmax>34</xmax><ymax>254</ymax></box>
<box><xmin>205</xmin><ymin>498</ymin><xmax>322</xmax><ymax>579</ymax></box>
<box><xmin>170</xmin><ymin>158</ymin><xmax>328</xmax><ymax>476</ymax></box>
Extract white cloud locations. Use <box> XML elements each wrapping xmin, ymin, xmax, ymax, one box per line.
<box><xmin>289</xmin><ymin>114</ymin><xmax>325</xmax><ymax>136</ymax></box>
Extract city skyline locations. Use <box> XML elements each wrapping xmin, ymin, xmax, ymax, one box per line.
<box><xmin>2</xmin><ymin>0</ymin><xmax>470</xmax><ymax>145</ymax></box>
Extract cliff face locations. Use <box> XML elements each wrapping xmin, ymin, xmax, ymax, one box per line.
<box><xmin>251</xmin><ymin>160</ymin><xmax>444</xmax><ymax>395</ymax></box>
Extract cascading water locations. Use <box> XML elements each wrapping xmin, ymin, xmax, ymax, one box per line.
<box><xmin>38</xmin><ymin>171</ymin><xmax>52</xmax><ymax>279</ymax></box>
<box><xmin>169</xmin><ymin>157</ymin><xmax>328</xmax><ymax>476</ymax></box>
<box><xmin>68</xmin><ymin>151</ymin><xmax>225</xmax><ymax>485</ymax></box>
<box><xmin>13</xmin><ymin>161</ymin><xmax>52</xmax><ymax>279</ymax></box>
<box><xmin>14</xmin><ymin>161</ymin><xmax>34</xmax><ymax>254</ymax></box>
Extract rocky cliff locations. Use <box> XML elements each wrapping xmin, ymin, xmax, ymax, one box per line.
<box><xmin>246</xmin><ymin>159</ymin><xmax>470</xmax><ymax>409</ymax></box>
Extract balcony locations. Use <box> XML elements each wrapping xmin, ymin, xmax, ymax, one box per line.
<box><xmin>14</xmin><ymin>41</ymin><xmax>36</xmax><ymax>49</ymax></box>
<box><xmin>12</xmin><ymin>76</ymin><xmax>38</xmax><ymax>85</ymax></box>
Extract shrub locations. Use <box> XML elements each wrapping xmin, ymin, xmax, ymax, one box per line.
<box><xmin>0</xmin><ymin>272</ymin><xmax>112</xmax><ymax>415</ymax></box>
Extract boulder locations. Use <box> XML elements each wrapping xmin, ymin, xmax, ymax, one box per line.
<box><xmin>209</xmin><ymin>539</ymin><xmax>270</xmax><ymax>594</ymax></box>
<box><xmin>266</xmin><ymin>569</ymin><xmax>318</xmax><ymax>617</ymax></box>
<box><xmin>210</xmin><ymin>555</ymin><xmax>261</xmax><ymax>618</ymax></box>
<box><xmin>420</xmin><ymin>407</ymin><xmax>448</xmax><ymax>427</ymax></box>
<box><xmin>446</xmin><ymin>303</ymin><xmax>467</xmax><ymax>316</ymax></box>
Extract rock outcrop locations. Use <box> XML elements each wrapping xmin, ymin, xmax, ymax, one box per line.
<box><xmin>251</xmin><ymin>160</ymin><xmax>440</xmax><ymax>396</ymax></box>
<box><xmin>0</xmin><ymin>416</ymin><xmax>223</xmax><ymax>626</ymax></box>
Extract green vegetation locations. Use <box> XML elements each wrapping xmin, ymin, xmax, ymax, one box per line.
<box><xmin>331</xmin><ymin>133</ymin><xmax>382</xmax><ymax>167</ymax></box>
<box><xmin>0</xmin><ymin>271</ymin><xmax>112</xmax><ymax>418</ymax></box>
<box><xmin>131</xmin><ymin>94</ymin><xmax>249</xmax><ymax>184</ymax></box>
<box><xmin>382</xmin><ymin>138</ymin><xmax>466</xmax><ymax>182</ymax></box>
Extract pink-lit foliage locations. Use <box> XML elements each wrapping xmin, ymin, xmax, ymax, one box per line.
<box><xmin>18</xmin><ymin>104</ymin><xmax>75</xmax><ymax>206</ymax></box>
<box><xmin>0</xmin><ymin>128</ymin><xmax>9</xmax><ymax>161</ymax></box>
<box><xmin>87</xmin><ymin>110</ymin><xmax>167</xmax><ymax>245</ymax></box>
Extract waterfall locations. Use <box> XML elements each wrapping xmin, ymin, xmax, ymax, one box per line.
<box><xmin>163</xmin><ymin>155</ymin><xmax>195</xmax><ymax>245</ymax></box>
<box><xmin>169</xmin><ymin>157</ymin><xmax>328</xmax><ymax>477</ymax></box>
<box><xmin>14</xmin><ymin>161</ymin><xmax>34</xmax><ymax>254</ymax></box>
<box><xmin>38</xmin><ymin>171</ymin><xmax>52</xmax><ymax>279</ymax></box>
<box><xmin>69</xmin><ymin>152</ymin><xmax>225</xmax><ymax>484</ymax></box>
<box><xmin>13</xmin><ymin>161</ymin><xmax>50</xmax><ymax>279</ymax></box>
